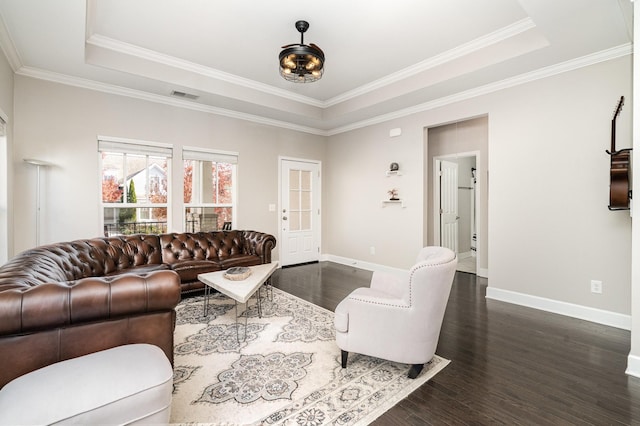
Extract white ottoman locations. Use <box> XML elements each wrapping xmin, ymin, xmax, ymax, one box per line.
<box><xmin>0</xmin><ymin>344</ymin><xmax>173</xmax><ymax>425</ymax></box>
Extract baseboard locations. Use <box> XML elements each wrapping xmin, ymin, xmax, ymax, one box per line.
<box><xmin>486</xmin><ymin>287</ymin><xmax>631</xmax><ymax>330</ymax></box>
<box><xmin>321</xmin><ymin>254</ymin><xmax>407</xmax><ymax>275</ymax></box>
<box><xmin>322</xmin><ymin>254</ymin><xmax>491</xmax><ymax>279</ymax></box>
<box><xmin>626</xmin><ymin>354</ymin><xmax>640</xmax><ymax>378</ymax></box>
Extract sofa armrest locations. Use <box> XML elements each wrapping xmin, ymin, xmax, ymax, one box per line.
<box><xmin>241</xmin><ymin>231</ymin><xmax>277</xmax><ymax>263</ymax></box>
<box><xmin>0</xmin><ymin>270</ymin><xmax>181</xmax><ymax>336</ymax></box>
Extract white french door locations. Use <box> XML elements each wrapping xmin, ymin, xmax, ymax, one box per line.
<box><xmin>280</xmin><ymin>159</ymin><xmax>321</xmax><ymax>266</ymax></box>
<box><xmin>439</xmin><ymin>159</ymin><xmax>459</xmax><ymax>253</ymax></box>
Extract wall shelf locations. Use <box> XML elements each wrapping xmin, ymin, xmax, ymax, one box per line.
<box><xmin>381</xmin><ymin>199</ymin><xmax>405</xmax><ymax>208</ymax></box>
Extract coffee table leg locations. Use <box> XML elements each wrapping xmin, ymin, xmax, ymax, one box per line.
<box><xmin>257</xmin><ymin>287</ymin><xmax>262</xmax><ymax>318</ymax></box>
<box><xmin>203</xmin><ymin>285</ymin><xmax>210</xmax><ymax>317</ymax></box>
<box><xmin>234</xmin><ymin>301</ymin><xmax>248</xmax><ymax>343</ymax></box>
<box><xmin>265</xmin><ymin>278</ymin><xmax>273</xmax><ymax>301</ymax></box>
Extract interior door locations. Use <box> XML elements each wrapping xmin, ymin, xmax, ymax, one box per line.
<box><xmin>280</xmin><ymin>159</ymin><xmax>320</xmax><ymax>266</ymax></box>
<box><xmin>440</xmin><ymin>160</ymin><xmax>459</xmax><ymax>253</ymax></box>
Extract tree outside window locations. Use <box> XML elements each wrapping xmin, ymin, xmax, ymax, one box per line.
<box><xmin>100</xmin><ymin>145</ymin><xmax>171</xmax><ymax>236</ymax></box>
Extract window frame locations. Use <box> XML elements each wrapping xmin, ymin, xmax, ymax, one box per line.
<box><xmin>98</xmin><ymin>137</ymin><xmax>173</xmax><ymax>236</ymax></box>
<box><xmin>182</xmin><ymin>147</ymin><xmax>238</xmax><ymax>232</ymax></box>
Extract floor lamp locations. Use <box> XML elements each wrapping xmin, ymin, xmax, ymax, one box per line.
<box><xmin>24</xmin><ymin>158</ymin><xmax>51</xmax><ymax>246</ymax></box>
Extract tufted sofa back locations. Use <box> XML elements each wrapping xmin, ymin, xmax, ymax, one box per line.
<box><xmin>0</xmin><ymin>235</ymin><xmax>163</xmax><ymax>291</ymax></box>
<box><xmin>160</xmin><ymin>230</ymin><xmax>252</xmax><ymax>263</ymax></box>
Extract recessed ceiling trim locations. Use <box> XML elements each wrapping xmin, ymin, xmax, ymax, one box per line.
<box><xmin>15</xmin><ymin>66</ymin><xmax>329</xmax><ymax>136</ymax></box>
<box><xmin>86</xmin><ymin>34</ymin><xmax>325</xmax><ymax>108</ymax></box>
<box><xmin>14</xmin><ymin>43</ymin><xmax>630</xmax><ymax>138</ymax></box>
<box><xmin>327</xmin><ymin>43</ymin><xmax>632</xmax><ymax>136</ymax></box>
<box><xmin>324</xmin><ymin>18</ymin><xmax>539</xmax><ymax>107</ymax></box>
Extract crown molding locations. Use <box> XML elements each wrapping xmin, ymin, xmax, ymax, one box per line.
<box><xmin>0</xmin><ymin>11</ymin><xmax>22</xmax><ymax>72</ymax></box>
<box><xmin>13</xmin><ymin>42</ymin><xmax>630</xmax><ymax>138</ymax></box>
<box><xmin>327</xmin><ymin>43</ymin><xmax>632</xmax><ymax>135</ymax></box>
<box><xmin>86</xmin><ymin>34</ymin><xmax>325</xmax><ymax>109</ymax></box>
<box><xmin>16</xmin><ymin>66</ymin><xmax>329</xmax><ymax>136</ymax></box>
<box><xmin>324</xmin><ymin>18</ymin><xmax>538</xmax><ymax>107</ymax></box>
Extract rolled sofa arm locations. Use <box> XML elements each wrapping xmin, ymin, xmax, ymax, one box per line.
<box><xmin>241</xmin><ymin>231</ymin><xmax>277</xmax><ymax>263</ymax></box>
<box><xmin>0</xmin><ymin>270</ymin><xmax>181</xmax><ymax>336</ymax></box>
<box><xmin>0</xmin><ymin>270</ymin><xmax>181</xmax><ymax>389</ymax></box>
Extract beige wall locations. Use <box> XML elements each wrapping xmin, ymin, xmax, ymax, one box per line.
<box><xmin>11</xmin><ymin>75</ymin><xmax>326</xmax><ymax>258</ymax></box>
<box><xmin>325</xmin><ymin>55</ymin><xmax>631</xmax><ymax>316</ymax></box>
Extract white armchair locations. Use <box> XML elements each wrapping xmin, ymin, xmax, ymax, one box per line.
<box><xmin>334</xmin><ymin>246</ymin><xmax>457</xmax><ymax>378</ymax></box>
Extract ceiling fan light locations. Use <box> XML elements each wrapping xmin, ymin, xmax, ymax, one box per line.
<box><xmin>278</xmin><ymin>20</ymin><xmax>324</xmax><ymax>83</ymax></box>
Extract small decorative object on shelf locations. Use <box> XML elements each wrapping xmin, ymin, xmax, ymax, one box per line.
<box><xmin>388</xmin><ymin>188</ymin><xmax>399</xmax><ymax>200</ymax></box>
<box><xmin>386</xmin><ymin>163</ymin><xmax>402</xmax><ymax>176</ymax></box>
<box><xmin>224</xmin><ymin>266</ymin><xmax>252</xmax><ymax>281</ymax></box>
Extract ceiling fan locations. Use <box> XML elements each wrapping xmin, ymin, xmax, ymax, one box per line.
<box><xmin>279</xmin><ymin>20</ymin><xmax>325</xmax><ymax>83</ymax></box>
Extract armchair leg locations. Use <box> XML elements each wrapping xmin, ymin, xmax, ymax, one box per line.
<box><xmin>341</xmin><ymin>350</ymin><xmax>348</xmax><ymax>368</ymax></box>
<box><xmin>408</xmin><ymin>363</ymin><xmax>424</xmax><ymax>379</ymax></box>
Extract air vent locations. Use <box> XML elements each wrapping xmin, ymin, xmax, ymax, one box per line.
<box><xmin>171</xmin><ymin>90</ymin><xmax>199</xmax><ymax>100</ymax></box>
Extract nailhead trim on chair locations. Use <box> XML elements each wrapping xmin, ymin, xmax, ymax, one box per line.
<box><xmin>347</xmin><ymin>253</ymin><xmax>457</xmax><ymax>308</ymax></box>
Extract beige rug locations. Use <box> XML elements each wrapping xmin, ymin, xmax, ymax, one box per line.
<box><xmin>170</xmin><ymin>287</ymin><xmax>449</xmax><ymax>425</ymax></box>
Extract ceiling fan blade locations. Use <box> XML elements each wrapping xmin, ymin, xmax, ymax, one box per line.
<box><xmin>310</xmin><ymin>43</ymin><xmax>324</xmax><ymax>55</ymax></box>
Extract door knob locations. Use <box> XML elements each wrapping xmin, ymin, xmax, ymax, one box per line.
<box><xmin>283</xmin><ymin>216</ymin><xmax>288</xmax><ymax>220</ymax></box>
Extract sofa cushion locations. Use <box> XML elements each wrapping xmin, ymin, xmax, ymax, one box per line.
<box><xmin>104</xmin><ymin>263</ymin><xmax>170</xmax><ymax>278</ymax></box>
<box><xmin>219</xmin><ymin>255</ymin><xmax>262</xmax><ymax>269</ymax></box>
<box><xmin>169</xmin><ymin>260</ymin><xmax>222</xmax><ymax>282</ymax></box>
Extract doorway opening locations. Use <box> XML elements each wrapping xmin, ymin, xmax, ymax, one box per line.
<box><xmin>424</xmin><ymin>116</ymin><xmax>488</xmax><ymax>278</ymax></box>
<box><xmin>434</xmin><ymin>155</ymin><xmax>477</xmax><ymax>274</ymax></box>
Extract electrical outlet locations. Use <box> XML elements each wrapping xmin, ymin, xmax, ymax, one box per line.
<box><xmin>370</xmin><ymin>246</ymin><xmax>375</xmax><ymax>255</ymax></box>
<box><xmin>591</xmin><ymin>280</ymin><xmax>603</xmax><ymax>294</ymax></box>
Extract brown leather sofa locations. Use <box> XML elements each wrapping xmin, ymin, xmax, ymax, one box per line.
<box><xmin>0</xmin><ymin>230</ymin><xmax>276</xmax><ymax>389</ymax></box>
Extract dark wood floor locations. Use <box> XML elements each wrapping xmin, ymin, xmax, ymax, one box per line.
<box><xmin>271</xmin><ymin>262</ymin><xmax>640</xmax><ymax>425</ymax></box>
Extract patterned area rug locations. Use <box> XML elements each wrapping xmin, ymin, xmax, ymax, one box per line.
<box><xmin>170</xmin><ymin>287</ymin><xmax>449</xmax><ymax>425</ymax></box>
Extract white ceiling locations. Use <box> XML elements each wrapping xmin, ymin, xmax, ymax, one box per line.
<box><xmin>0</xmin><ymin>0</ymin><xmax>633</xmax><ymax>135</ymax></box>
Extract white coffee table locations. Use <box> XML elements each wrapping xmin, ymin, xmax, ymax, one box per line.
<box><xmin>198</xmin><ymin>261</ymin><xmax>279</xmax><ymax>341</ymax></box>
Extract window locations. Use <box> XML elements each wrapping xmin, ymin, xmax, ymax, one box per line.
<box><xmin>183</xmin><ymin>148</ymin><xmax>237</xmax><ymax>232</ymax></box>
<box><xmin>99</xmin><ymin>138</ymin><xmax>172</xmax><ymax>236</ymax></box>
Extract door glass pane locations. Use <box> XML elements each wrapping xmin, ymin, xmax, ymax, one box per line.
<box><xmin>289</xmin><ymin>170</ymin><xmax>300</xmax><ymax>190</ymax></box>
<box><xmin>290</xmin><ymin>190</ymin><xmax>300</xmax><ymax>210</ymax></box>
<box><xmin>301</xmin><ymin>191</ymin><xmax>311</xmax><ymax>210</ymax></box>
<box><xmin>290</xmin><ymin>211</ymin><xmax>300</xmax><ymax>231</ymax></box>
<box><xmin>301</xmin><ymin>211</ymin><xmax>311</xmax><ymax>230</ymax></box>
<box><xmin>301</xmin><ymin>170</ymin><xmax>311</xmax><ymax>190</ymax></box>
